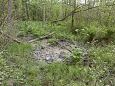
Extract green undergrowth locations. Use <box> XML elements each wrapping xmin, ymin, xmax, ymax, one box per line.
<box><xmin>1</xmin><ymin>21</ymin><xmax>115</xmax><ymax>86</ymax></box>
<box><xmin>89</xmin><ymin>44</ymin><xmax>115</xmax><ymax>65</ymax></box>
<box><xmin>16</xmin><ymin>21</ymin><xmax>115</xmax><ymax>45</ymax></box>
<box><xmin>74</xmin><ymin>23</ymin><xmax>115</xmax><ymax>43</ymax></box>
<box><xmin>16</xmin><ymin>21</ymin><xmax>77</xmax><ymax>41</ymax></box>
<box><xmin>0</xmin><ymin>42</ymin><xmax>115</xmax><ymax>86</ymax></box>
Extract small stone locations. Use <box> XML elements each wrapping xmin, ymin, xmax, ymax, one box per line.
<box><xmin>59</xmin><ymin>52</ymin><xmax>66</xmax><ymax>59</ymax></box>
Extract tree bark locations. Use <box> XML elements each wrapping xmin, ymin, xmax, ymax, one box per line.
<box><xmin>71</xmin><ymin>0</ymin><xmax>76</xmax><ymax>31</ymax></box>
<box><xmin>25</xmin><ymin>0</ymin><xmax>29</xmax><ymax>20</ymax></box>
<box><xmin>1</xmin><ymin>0</ymin><xmax>5</xmax><ymax>15</ymax></box>
<box><xmin>8</xmin><ymin>0</ymin><xmax>12</xmax><ymax>32</ymax></box>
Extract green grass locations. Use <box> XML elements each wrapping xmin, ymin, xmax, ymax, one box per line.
<box><xmin>16</xmin><ymin>21</ymin><xmax>77</xmax><ymax>42</ymax></box>
<box><xmin>1</xmin><ymin>21</ymin><xmax>115</xmax><ymax>86</ymax></box>
<box><xmin>89</xmin><ymin>44</ymin><xmax>115</xmax><ymax>65</ymax></box>
<box><xmin>74</xmin><ymin>23</ymin><xmax>115</xmax><ymax>43</ymax></box>
<box><xmin>0</xmin><ymin>42</ymin><xmax>115</xmax><ymax>86</ymax></box>
<box><xmin>0</xmin><ymin>43</ymin><xmax>41</xmax><ymax>85</ymax></box>
<box><xmin>16</xmin><ymin>21</ymin><xmax>115</xmax><ymax>44</ymax></box>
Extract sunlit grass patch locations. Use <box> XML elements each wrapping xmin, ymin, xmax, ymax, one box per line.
<box><xmin>17</xmin><ymin>21</ymin><xmax>77</xmax><ymax>42</ymax></box>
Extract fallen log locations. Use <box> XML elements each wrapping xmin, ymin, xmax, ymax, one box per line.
<box><xmin>29</xmin><ymin>32</ymin><xmax>54</xmax><ymax>43</ymax></box>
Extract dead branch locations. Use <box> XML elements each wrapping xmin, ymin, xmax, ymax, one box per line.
<box><xmin>29</xmin><ymin>32</ymin><xmax>54</xmax><ymax>43</ymax></box>
<box><xmin>74</xmin><ymin>3</ymin><xmax>115</xmax><ymax>13</ymax></box>
<box><xmin>0</xmin><ymin>15</ymin><xmax>22</xmax><ymax>44</ymax></box>
<box><xmin>0</xmin><ymin>15</ymin><xmax>8</xmax><ymax>28</ymax></box>
<box><xmin>52</xmin><ymin>6</ymin><xmax>81</xmax><ymax>23</ymax></box>
<box><xmin>56</xmin><ymin>41</ymin><xmax>72</xmax><ymax>53</ymax></box>
<box><xmin>0</xmin><ymin>30</ymin><xmax>22</xmax><ymax>43</ymax></box>
<box><xmin>52</xmin><ymin>3</ymin><xmax>115</xmax><ymax>23</ymax></box>
<box><xmin>0</xmin><ymin>51</ymin><xmax>4</xmax><ymax>55</ymax></box>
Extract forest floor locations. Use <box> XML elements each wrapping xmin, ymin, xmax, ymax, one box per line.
<box><xmin>17</xmin><ymin>22</ymin><xmax>89</xmax><ymax>63</ymax></box>
<box><xmin>1</xmin><ymin>21</ymin><xmax>115</xmax><ymax>86</ymax></box>
<box><xmin>32</xmin><ymin>39</ymin><xmax>89</xmax><ymax>63</ymax></box>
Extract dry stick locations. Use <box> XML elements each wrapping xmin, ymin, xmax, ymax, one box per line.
<box><xmin>52</xmin><ymin>4</ymin><xmax>88</xmax><ymax>23</ymax></box>
<box><xmin>0</xmin><ymin>15</ymin><xmax>22</xmax><ymax>44</ymax></box>
<box><xmin>29</xmin><ymin>32</ymin><xmax>55</xmax><ymax>43</ymax></box>
<box><xmin>52</xmin><ymin>5</ymin><xmax>81</xmax><ymax>23</ymax></box>
<box><xmin>0</xmin><ymin>51</ymin><xmax>4</xmax><ymax>55</ymax></box>
<box><xmin>0</xmin><ymin>30</ymin><xmax>22</xmax><ymax>43</ymax></box>
<box><xmin>52</xmin><ymin>3</ymin><xmax>115</xmax><ymax>23</ymax></box>
<box><xmin>0</xmin><ymin>15</ymin><xmax>8</xmax><ymax>28</ymax></box>
<box><xmin>57</xmin><ymin>41</ymin><xmax>72</xmax><ymax>53</ymax></box>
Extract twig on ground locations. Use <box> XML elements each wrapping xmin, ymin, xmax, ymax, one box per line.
<box><xmin>57</xmin><ymin>41</ymin><xmax>72</xmax><ymax>53</ymax></box>
<box><xmin>0</xmin><ymin>51</ymin><xmax>4</xmax><ymax>55</ymax></box>
<box><xmin>29</xmin><ymin>32</ymin><xmax>54</xmax><ymax>43</ymax></box>
<box><xmin>0</xmin><ymin>30</ymin><xmax>22</xmax><ymax>43</ymax></box>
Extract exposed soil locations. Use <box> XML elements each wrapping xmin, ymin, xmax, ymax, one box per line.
<box><xmin>32</xmin><ymin>39</ymin><xmax>89</xmax><ymax>63</ymax></box>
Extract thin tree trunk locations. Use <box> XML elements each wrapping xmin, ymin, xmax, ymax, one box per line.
<box><xmin>71</xmin><ymin>13</ymin><xmax>74</xmax><ymax>29</ymax></box>
<box><xmin>43</xmin><ymin>3</ymin><xmax>46</xmax><ymax>23</ymax></box>
<box><xmin>25</xmin><ymin>0</ymin><xmax>29</xmax><ymax>20</ymax></box>
<box><xmin>13</xmin><ymin>0</ymin><xmax>18</xmax><ymax>19</ymax></box>
<box><xmin>8</xmin><ymin>0</ymin><xmax>12</xmax><ymax>32</ymax></box>
<box><xmin>1</xmin><ymin>0</ymin><xmax>5</xmax><ymax>15</ymax></box>
<box><xmin>85</xmin><ymin>0</ymin><xmax>87</xmax><ymax>4</ymax></box>
<box><xmin>43</xmin><ymin>2</ymin><xmax>46</xmax><ymax>27</ymax></box>
<box><xmin>71</xmin><ymin>0</ymin><xmax>76</xmax><ymax>31</ymax></box>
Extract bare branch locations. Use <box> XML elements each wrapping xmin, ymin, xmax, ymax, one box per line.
<box><xmin>52</xmin><ymin>3</ymin><xmax>115</xmax><ymax>23</ymax></box>
<box><xmin>0</xmin><ymin>30</ymin><xmax>22</xmax><ymax>43</ymax></box>
<box><xmin>29</xmin><ymin>32</ymin><xmax>54</xmax><ymax>43</ymax></box>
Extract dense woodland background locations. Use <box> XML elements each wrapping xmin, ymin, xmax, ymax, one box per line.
<box><xmin>0</xmin><ymin>0</ymin><xmax>115</xmax><ymax>86</ymax></box>
<box><xmin>1</xmin><ymin>0</ymin><xmax>115</xmax><ymax>27</ymax></box>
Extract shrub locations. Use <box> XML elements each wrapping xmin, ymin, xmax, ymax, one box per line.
<box><xmin>75</xmin><ymin>24</ymin><xmax>115</xmax><ymax>43</ymax></box>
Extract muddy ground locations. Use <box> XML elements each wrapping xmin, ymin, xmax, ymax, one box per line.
<box><xmin>32</xmin><ymin>39</ymin><xmax>89</xmax><ymax>63</ymax></box>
